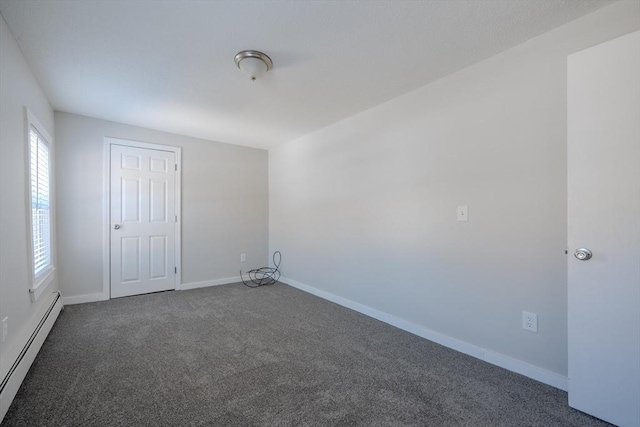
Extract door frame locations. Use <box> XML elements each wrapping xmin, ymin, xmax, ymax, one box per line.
<box><xmin>102</xmin><ymin>137</ymin><xmax>182</xmax><ymax>299</ymax></box>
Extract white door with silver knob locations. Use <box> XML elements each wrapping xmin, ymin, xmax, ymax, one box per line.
<box><xmin>110</xmin><ymin>144</ymin><xmax>177</xmax><ymax>298</ymax></box>
<box><xmin>568</xmin><ymin>31</ymin><xmax>639</xmax><ymax>427</ymax></box>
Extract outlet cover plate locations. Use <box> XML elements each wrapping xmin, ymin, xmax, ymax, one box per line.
<box><xmin>522</xmin><ymin>311</ymin><xmax>538</xmax><ymax>333</ymax></box>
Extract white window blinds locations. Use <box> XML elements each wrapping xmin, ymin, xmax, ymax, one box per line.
<box><xmin>30</xmin><ymin>127</ymin><xmax>51</xmax><ymax>277</ymax></box>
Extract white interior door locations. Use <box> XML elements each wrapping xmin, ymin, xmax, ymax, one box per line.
<box><xmin>567</xmin><ymin>31</ymin><xmax>640</xmax><ymax>427</ymax></box>
<box><xmin>110</xmin><ymin>144</ymin><xmax>177</xmax><ymax>298</ymax></box>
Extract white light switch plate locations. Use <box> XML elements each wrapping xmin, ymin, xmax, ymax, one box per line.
<box><xmin>2</xmin><ymin>317</ymin><xmax>7</xmax><ymax>342</ymax></box>
<box><xmin>457</xmin><ymin>205</ymin><xmax>468</xmax><ymax>222</ymax></box>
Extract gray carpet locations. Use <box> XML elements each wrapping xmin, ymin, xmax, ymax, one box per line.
<box><xmin>3</xmin><ymin>283</ymin><xmax>610</xmax><ymax>426</ymax></box>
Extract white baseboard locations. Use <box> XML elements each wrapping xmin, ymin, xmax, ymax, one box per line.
<box><xmin>63</xmin><ymin>277</ymin><xmax>245</xmax><ymax>304</ymax></box>
<box><xmin>483</xmin><ymin>349</ymin><xmax>567</xmax><ymax>390</ymax></box>
<box><xmin>179</xmin><ymin>276</ymin><xmax>242</xmax><ymax>291</ymax></box>
<box><xmin>0</xmin><ymin>292</ymin><xmax>63</xmax><ymax>422</ymax></box>
<box><xmin>62</xmin><ymin>292</ymin><xmax>109</xmax><ymax>305</ymax></box>
<box><xmin>280</xmin><ymin>276</ymin><xmax>568</xmax><ymax>391</ymax></box>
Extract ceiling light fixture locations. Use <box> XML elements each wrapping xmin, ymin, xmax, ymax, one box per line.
<box><xmin>234</xmin><ymin>50</ymin><xmax>273</xmax><ymax>81</ymax></box>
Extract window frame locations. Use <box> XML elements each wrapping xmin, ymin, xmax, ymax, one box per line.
<box><xmin>24</xmin><ymin>108</ymin><xmax>55</xmax><ymax>302</ymax></box>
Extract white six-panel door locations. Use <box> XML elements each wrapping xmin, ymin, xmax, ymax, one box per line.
<box><xmin>567</xmin><ymin>31</ymin><xmax>640</xmax><ymax>427</ymax></box>
<box><xmin>110</xmin><ymin>144</ymin><xmax>176</xmax><ymax>298</ymax></box>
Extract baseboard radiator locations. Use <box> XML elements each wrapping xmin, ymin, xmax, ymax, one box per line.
<box><xmin>0</xmin><ymin>291</ymin><xmax>63</xmax><ymax>422</ymax></box>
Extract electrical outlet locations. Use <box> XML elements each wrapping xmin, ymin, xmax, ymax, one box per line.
<box><xmin>2</xmin><ymin>317</ymin><xmax>7</xmax><ymax>342</ymax></box>
<box><xmin>240</xmin><ymin>253</ymin><xmax>246</xmax><ymax>262</ymax></box>
<box><xmin>522</xmin><ymin>311</ymin><xmax>538</xmax><ymax>333</ymax></box>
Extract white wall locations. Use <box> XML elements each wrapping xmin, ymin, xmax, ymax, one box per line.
<box><xmin>269</xmin><ymin>1</ymin><xmax>640</xmax><ymax>378</ymax></box>
<box><xmin>0</xmin><ymin>15</ymin><xmax>57</xmax><ymax>362</ymax></box>
<box><xmin>55</xmin><ymin>112</ymin><xmax>268</xmax><ymax>299</ymax></box>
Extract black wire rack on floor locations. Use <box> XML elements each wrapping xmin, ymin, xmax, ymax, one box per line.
<box><xmin>240</xmin><ymin>251</ymin><xmax>281</xmax><ymax>288</ymax></box>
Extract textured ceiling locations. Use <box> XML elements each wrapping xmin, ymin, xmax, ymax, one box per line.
<box><xmin>0</xmin><ymin>0</ymin><xmax>614</xmax><ymax>149</ymax></box>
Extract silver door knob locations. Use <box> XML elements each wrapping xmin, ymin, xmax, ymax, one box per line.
<box><xmin>114</xmin><ymin>224</ymin><xmax>121</xmax><ymax>230</ymax></box>
<box><xmin>574</xmin><ymin>248</ymin><xmax>592</xmax><ymax>261</ymax></box>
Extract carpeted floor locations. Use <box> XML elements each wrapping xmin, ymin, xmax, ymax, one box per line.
<box><xmin>3</xmin><ymin>283</ymin><xmax>610</xmax><ymax>426</ymax></box>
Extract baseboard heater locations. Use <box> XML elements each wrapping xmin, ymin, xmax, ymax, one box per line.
<box><xmin>0</xmin><ymin>291</ymin><xmax>63</xmax><ymax>422</ymax></box>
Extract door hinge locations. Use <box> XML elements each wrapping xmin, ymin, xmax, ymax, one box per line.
<box><xmin>175</xmin><ymin>164</ymin><xmax>177</xmax><ymax>171</ymax></box>
<box><xmin>175</xmin><ymin>267</ymin><xmax>177</xmax><ymax>274</ymax></box>
<box><xmin>175</xmin><ymin>215</ymin><xmax>178</xmax><ymax>223</ymax></box>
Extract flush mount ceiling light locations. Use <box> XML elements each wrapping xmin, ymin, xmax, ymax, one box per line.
<box><xmin>234</xmin><ymin>50</ymin><xmax>273</xmax><ymax>81</ymax></box>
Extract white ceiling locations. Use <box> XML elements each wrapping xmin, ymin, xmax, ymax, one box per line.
<box><xmin>0</xmin><ymin>0</ymin><xmax>613</xmax><ymax>149</ymax></box>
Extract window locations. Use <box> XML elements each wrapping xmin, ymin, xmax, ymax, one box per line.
<box><xmin>26</xmin><ymin>109</ymin><xmax>55</xmax><ymax>301</ymax></box>
<box><xmin>30</xmin><ymin>128</ymin><xmax>51</xmax><ymax>275</ymax></box>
